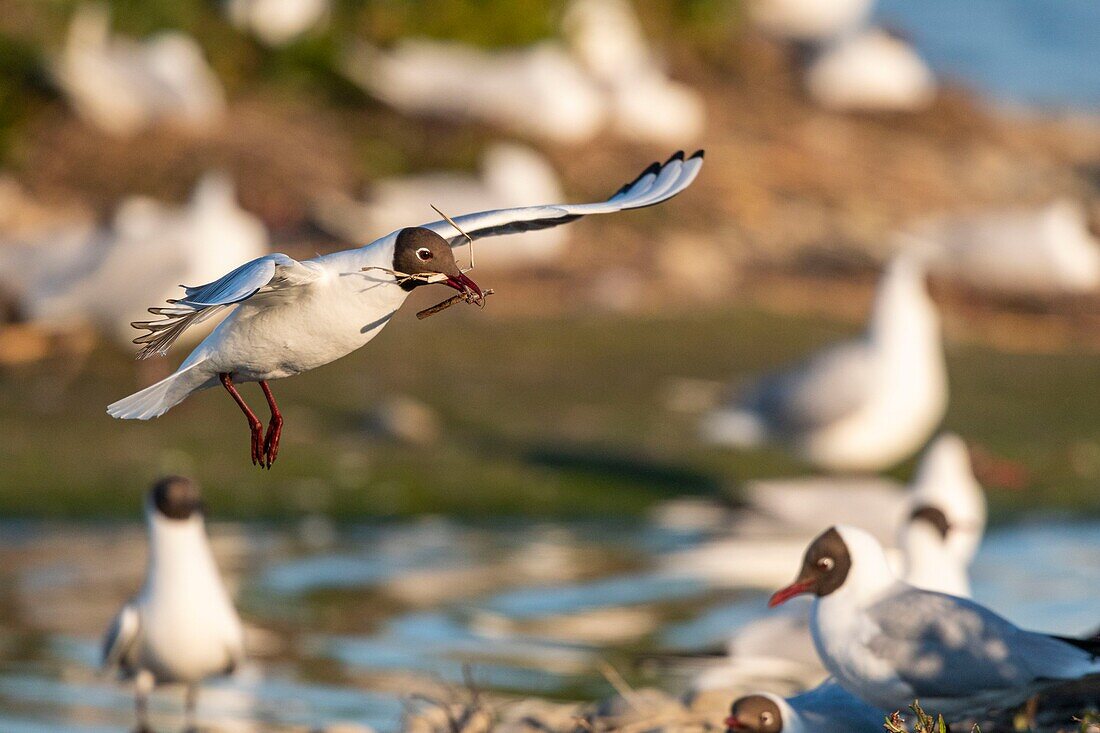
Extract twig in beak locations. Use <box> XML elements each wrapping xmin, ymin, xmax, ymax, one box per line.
<box><xmin>416</xmin><ymin>289</ymin><xmax>494</xmax><ymax>320</ymax></box>
<box><xmin>361</xmin><ymin>266</ymin><xmax>443</xmax><ymax>285</ymax></box>
<box><xmin>431</xmin><ymin>203</ymin><xmax>475</xmax><ymax>272</ymax></box>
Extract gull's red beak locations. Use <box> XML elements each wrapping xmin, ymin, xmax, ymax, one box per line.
<box><xmin>725</xmin><ymin>716</ymin><xmax>746</xmax><ymax>731</ymax></box>
<box><xmin>768</xmin><ymin>579</ymin><xmax>814</xmax><ymax>608</ymax></box>
<box><xmin>444</xmin><ymin>272</ymin><xmax>483</xmax><ymax>300</ymax></box>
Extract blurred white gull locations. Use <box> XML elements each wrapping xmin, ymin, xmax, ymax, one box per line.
<box><xmin>54</xmin><ymin>4</ymin><xmax>225</xmax><ymax>137</ymax></box>
<box><xmin>805</xmin><ymin>29</ymin><xmax>937</xmax><ymax>112</ymax></box>
<box><xmin>771</xmin><ymin>525</ymin><xmax>1100</xmax><ymax>719</ymax></box>
<box><xmin>562</xmin><ymin>0</ymin><xmax>705</xmax><ymax>144</ymax></box>
<box><xmin>902</xmin><ymin>433</ymin><xmax>990</xmax><ymax>563</ymax></box>
<box><xmin>102</xmin><ymin>478</ymin><xmax>244</xmax><ymax>732</ymax></box>
<box><xmin>312</xmin><ymin>143</ymin><xmax>568</xmax><ymax>269</ymax></box>
<box><xmin>226</xmin><ymin>0</ymin><xmax>329</xmax><ymax>47</ymax></box>
<box><xmin>724</xmin><ymin>680</ymin><xmax>884</xmax><ymax>733</ymax></box>
<box><xmin>0</xmin><ymin>181</ymin><xmax>97</xmax><ymax>310</ymax></box>
<box><xmin>26</xmin><ymin>173</ymin><xmax>268</xmax><ymax>348</ymax></box>
<box><xmin>342</xmin><ymin>39</ymin><xmax>607</xmax><ymax>144</ymax></box>
<box><xmin>670</xmin><ymin>434</ymin><xmax>984</xmax><ymax>594</ymax></box>
<box><xmin>903</xmin><ymin>199</ymin><xmax>1100</xmax><ymax>296</ymax></box>
<box><xmin>746</xmin><ymin>0</ymin><xmax>873</xmax><ymax>43</ymax></box>
<box><xmin>702</xmin><ymin>252</ymin><xmax>946</xmax><ymax>472</ymax></box>
<box><xmin>742</xmin><ymin>476</ymin><xmax>903</xmax><ymax>546</ymax></box>
<box><xmin>741</xmin><ymin>434</ymin><xmax>985</xmax><ymax>558</ymax></box>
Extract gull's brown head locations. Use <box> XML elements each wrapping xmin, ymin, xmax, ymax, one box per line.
<box><xmin>725</xmin><ymin>695</ymin><xmax>783</xmax><ymax>732</ymax></box>
<box><xmin>393</xmin><ymin>227</ymin><xmax>481</xmax><ymax>298</ymax></box>
<box><xmin>769</xmin><ymin>526</ymin><xmax>852</xmax><ymax>607</ymax></box>
<box><xmin>150</xmin><ymin>476</ymin><xmax>204</xmax><ymax>521</ymax></box>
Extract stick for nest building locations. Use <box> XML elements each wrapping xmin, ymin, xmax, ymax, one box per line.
<box><xmin>361</xmin><ymin>266</ymin><xmax>441</xmax><ymax>286</ymax></box>
<box><xmin>416</xmin><ymin>289</ymin><xmax>494</xmax><ymax>320</ymax></box>
<box><xmin>431</xmin><ymin>203</ymin><xmax>475</xmax><ymax>272</ymax></box>
<box><xmin>361</xmin><ymin>266</ymin><xmax>488</xmax><ymax>304</ymax></box>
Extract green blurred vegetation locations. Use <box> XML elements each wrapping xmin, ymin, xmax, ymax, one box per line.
<box><xmin>0</xmin><ymin>0</ymin><xmax>741</xmax><ymax>165</ymax></box>
<box><xmin>2</xmin><ymin>304</ymin><xmax>1099</xmax><ymax>522</ymax></box>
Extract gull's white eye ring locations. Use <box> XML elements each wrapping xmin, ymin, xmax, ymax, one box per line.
<box><xmin>817</xmin><ymin>557</ymin><xmax>835</xmax><ymax>571</ymax></box>
<box><xmin>416</xmin><ymin>247</ymin><xmax>433</xmax><ymax>261</ymax></box>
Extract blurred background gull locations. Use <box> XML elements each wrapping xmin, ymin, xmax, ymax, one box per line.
<box><xmin>0</xmin><ymin>0</ymin><xmax>1099</xmax><ymax>731</ymax></box>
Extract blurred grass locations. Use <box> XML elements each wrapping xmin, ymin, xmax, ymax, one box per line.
<box><xmin>1</xmin><ymin>304</ymin><xmax>1099</xmax><ymax>521</ymax></box>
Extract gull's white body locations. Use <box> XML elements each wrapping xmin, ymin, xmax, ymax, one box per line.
<box><xmin>806</xmin><ymin>29</ymin><xmax>937</xmax><ymax>112</ymax></box>
<box><xmin>103</xmin><ymin>505</ymin><xmax>244</xmax><ymax>687</ymax></box>
<box><xmin>899</xmin><ymin>518</ymin><xmax>970</xmax><ymax>598</ymax></box>
<box><xmin>112</xmin><ymin>245</ymin><xmax>401</xmax><ymax>420</ymax></box>
<box><xmin>108</xmin><ymin>152</ymin><xmax>704</xmax><ymax>420</ymax></box>
<box><xmin>703</xmin><ymin>254</ymin><xmax>946</xmax><ymax>472</ymax></box>
<box><xmin>809</xmin><ymin>526</ymin><xmax>1100</xmax><ymax>717</ymax></box>
<box><xmin>185</xmin><ymin>245</ymin><xmax>401</xmax><ymax>382</ymax></box>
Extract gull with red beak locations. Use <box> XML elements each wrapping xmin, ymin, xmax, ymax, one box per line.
<box><xmin>771</xmin><ymin>525</ymin><xmax>1100</xmax><ymax>720</ymax></box>
<box><xmin>107</xmin><ymin>150</ymin><xmax>704</xmax><ymax>466</ymax></box>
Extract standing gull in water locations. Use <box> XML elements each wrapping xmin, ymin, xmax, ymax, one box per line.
<box><xmin>102</xmin><ymin>477</ymin><xmax>244</xmax><ymax>732</ymax></box>
<box><xmin>770</xmin><ymin>525</ymin><xmax>1100</xmax><ymax>720</ymax></box>
<box><xmin>108</xmin><ymin>151</ymin><xmax>704</xmax><ymax>467</ymax></box>
<box><xmin>702</xmin><ymin>252</ymin><xmax>946</xmax><ymax>472</ymax></box>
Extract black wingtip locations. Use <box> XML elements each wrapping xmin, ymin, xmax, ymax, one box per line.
<box><xmin>664</xmin><ymin>150</ymin><xmax>686</xmax><ymax>165</ymax></box>
<box><xmin>689</xmin><ymin>149</ymin><xmax>705</xmax><ymax>160</ymax></box>
<box><xmin>1052</xmin><ymin>634</ymin><xmax>1100</xmax><ymax>659</ymax></box>
<box><xmin>616</xmin><ymin>160</ymin><xmax>663</xmax><ymax>196</ymax></box>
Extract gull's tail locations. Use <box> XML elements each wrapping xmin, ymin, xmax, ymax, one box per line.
<box><xmin>107</xmin><ymin>360</ymin><xmax>211</xmax><ymax>420</ymax></box>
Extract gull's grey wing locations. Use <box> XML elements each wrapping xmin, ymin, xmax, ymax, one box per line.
<box><xmin>102</xmin><ymin>603</ymin><xmax>140</xmax><ymax>674</ymax></box>
<box><xmin>419</xmin><ymin>150</ymin><xmax>704</xmax><ymax>245</ymax></box>
<box><xmin>863</xmin><ymin>588</ymin><xmax>1095</xmax><ymax>697</ymax></box>
<box><xmin>130</xmin><ymin>253</ymin><xmax>319</xmax><ymax>359</ymax></box>
<box><xmin>792</xmin><ymin>680</ymin><xmax>886</xmax><ymax>731</ymax></box>
<box><xmin>741</xmin><ymin>339</ymin><xmax>875</xmax><ymax>435</ymax></box>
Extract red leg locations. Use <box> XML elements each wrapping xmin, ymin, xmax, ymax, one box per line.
<box><xmin>259</xmin><ymin>380</ymin><xmax>283</xmax><ymax>469</ymax></box>
<box><xmin>220</xmin><ymin>373</ymin><xmax>264</xmax><ymax>467</ymax></box>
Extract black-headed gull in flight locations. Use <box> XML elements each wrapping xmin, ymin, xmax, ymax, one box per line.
<box><xmin>108</xmin><ymin>151</ymin><xmax>704</xmax><ymax>467</ymax></box>
<box><xmin>102</xmin><ymin>477</ymin><xmax>244</xmax><ymax>732</ymax></box>
<box><xmin>770</xmin><ymin>525</ymin><xmax>1100</xmax><ymax>720</ymax></box>
<box><xmin>725</xmin><ymin>679</ymin><xmax>884</xmax><ymax>733</ymax></box>
<box><xmin>702</xmin><ymin>252</ymin><xmax>946</xmax><ymax>472</ymax></box>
